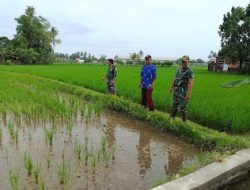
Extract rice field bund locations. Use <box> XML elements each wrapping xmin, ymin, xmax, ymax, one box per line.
<box><xmin>0</xmin><ymin>72</ymin><xmax>200</xmax><ymax>189</ymax></box>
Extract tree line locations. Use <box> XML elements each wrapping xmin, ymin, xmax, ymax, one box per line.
<box><xmin>0</xmin><ymin>6</ymin><xmax>60</xmax><ymax>64</ymax></box>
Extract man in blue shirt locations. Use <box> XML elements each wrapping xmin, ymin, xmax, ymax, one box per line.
<box><xmin>139</xmin><ymin>55</ymin><xmax>156</xmax><ymax>111</ymax></box>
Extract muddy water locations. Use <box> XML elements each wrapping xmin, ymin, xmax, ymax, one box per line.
<box><xmin>0</xmin><ymin>111</ymin><xmax>199</xmax><ymax>190</ymax></box>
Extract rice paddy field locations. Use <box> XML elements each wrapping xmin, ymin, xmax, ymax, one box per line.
<box><xmin>0</xmin><ymin>71</ymin><xmax>201</xmax><ymax>189</ymax></box>
<box><xmin>0</xmin><ymin>64</ymin><xmax>249</xmax><ymax>133</ymax></box>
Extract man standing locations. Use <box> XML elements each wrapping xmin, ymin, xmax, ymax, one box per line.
<box><xmin>170</xmin><ymin>55</ymin><xmax>194</xmax><ymax>121</ymax></box>
<box><xmin>103</xmin><ymin>58</ymin><xmax>117</xmax><ymax>95</ymax></box>
<box><xmin>139</xmin><ymin>55</ymin><xmax>156</xmax><ymax>111</ymax></box>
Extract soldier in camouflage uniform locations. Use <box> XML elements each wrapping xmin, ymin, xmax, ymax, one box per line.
<box><xmin>103</xmin><ymin>59</ymin><xmax>117</xmax><ymax>95</ymax></box>
<box><xmin>169</xmin><ymin>55</ymin><xmax>194</xmax><ymax>121</ymax></box>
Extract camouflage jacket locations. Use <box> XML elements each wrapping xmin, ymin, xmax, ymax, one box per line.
<box><xmin>173</xmin><ymin>67</ymin><xmax>194</xmax><ymax>95</ymax></box>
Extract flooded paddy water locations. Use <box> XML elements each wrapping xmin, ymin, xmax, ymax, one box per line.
<box><xmin>0</xmin><ymin>110</ymin><xmax>199</xmax><ymax>190</ymax></box>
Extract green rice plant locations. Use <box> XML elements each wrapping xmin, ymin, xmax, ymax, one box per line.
<box><xmin>24</xmin><ymin>152</ymin><xmax>33</xmax><ymax>176</ymax></box>
<box><xmin>45</xmin><ymin>128</ymin><xmax>54</xmax><ymax>146</ymax></box>
<box><xmin>74</xmin><ymin>141</ymin><xmax>82</xmax><ymax>160</ymax></box>
<box><xmin>90</xmin><ymin>156</ymin><xmax>96</xmax><ymax>173</ymax></box>
<box><xmin>97</xmin><ymin>149</ymin><xmax>102</xmax><ymax>163</ymax></box>
<box><xmin>40</xmin><ymin>179</ymin><xmax>45</xmax><ymax>190</ymax></box>
<box><xmin>8</xmin><ymin>122</ymin><xmax>15</xmax><ymax>140</ymax></box>
<box><xmin>101</xmin><ymin>136</ymin><xmax>107</xmax><ymax>154</ymax></box>
<box><xmin>103</xmin><ymin>150</ymin><xmax>111</xmax><ymax>168</ymax></box>
<box><xmin>47</xmin><ymin>154</ymin><xmax>52</xmax><ymax>168</ymax></box>
<box><xmin>15</xmin><ymin>129</ymin><xmax>19</xmax><ymax>144</ymax></box>
<box><xmin>33</xmin><ymin>161</ymin><xmax>41</xmax><ymax>184</ymax></box>
<box><xmin>57</xmin><ymin>159</ymin><xmax>70</xmax><ymax>184</ymax></box>
<box><xmin>66</xmin><ymin>123</ymin><xmax>73</xmax><ymax>137</ymax></box>
<box><xmin>83</xmin><ymin>137</ymin><xmax>89</xmax><ymax>166</ymax></box>
<box><xmin>84</xmin><ymin>150</ymin><xmax>89</xmax><ymax>166</ymax></box>
<box><xmin>9</xmin><ymin>169</ymin><xmax>20</xmax><ymax>190</ymax></box>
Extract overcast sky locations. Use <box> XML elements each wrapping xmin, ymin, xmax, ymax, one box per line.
<box><xmin>0</xmin><ymin>0</ymin><xmax>249</xmax><ymax>60</ymax></box>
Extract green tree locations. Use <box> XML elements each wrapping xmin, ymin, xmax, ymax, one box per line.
<box><xmin>14</xmin><ymin>6</ymin><xmax>60</xmax><ymax>64</ymax></box>
<box><xmin>218</xmin><ymin>4</ymin><xmax>250</xmax><ymax>71</ymax></box>
<box><xmin>0</xmin><ymin>36</ymin><xmax>13</xmax><ymax>62</ymax></box>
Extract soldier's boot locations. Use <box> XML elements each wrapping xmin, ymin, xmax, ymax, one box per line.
<box><xmin>181</xmin><ymin>111</ymin><xmax>187</xmax><ymax>122</ymax></box>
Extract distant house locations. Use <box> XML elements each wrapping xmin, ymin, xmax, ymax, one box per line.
<box><xmin>76</xmin><ymin>57</ymin><xmax>85</xmax><ymax>63</ymax></box>
<box><xmin>114</xmin><ymin>55</ymin><xmax>178</xmax><ymax>63</ymax></box>
<box><xmin>208</xmin><ymin>57</ymin><xmax>240</xmax><ymax>73</ymax></box>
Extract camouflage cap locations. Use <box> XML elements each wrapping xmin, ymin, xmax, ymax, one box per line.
<box><xmin>182</xmin><ymin>55</ymin><xmax>190</xmax><ymax>62</ymax></box>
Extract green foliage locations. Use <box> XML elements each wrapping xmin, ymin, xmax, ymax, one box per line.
<box><xmin>0</xmin><ymin>6</ymin><xmax>60</xmax><ymax>64</ymax></box>
<box><xmin>219</xmin><ymin>3</ymin><xmax>250</xmax><ymax>71</ymax></box>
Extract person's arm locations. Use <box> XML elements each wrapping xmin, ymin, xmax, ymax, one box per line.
<box><xmin>150</xmin><ymin>66</ymin><xmax>156</xmax><ymax>90</ymax></box>
<box><xmin>186</xmin><ymin>78</ymin><xmax>193</xmax><ymax>101</ymax></box>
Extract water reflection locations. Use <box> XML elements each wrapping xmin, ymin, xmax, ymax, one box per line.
<box><xmin>137</xmin><ymin>131</ymin><xmax>152</xmax><ymax>176</ymax></box>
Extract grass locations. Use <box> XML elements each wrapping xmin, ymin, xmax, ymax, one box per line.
<box><xmin>0</xmin><ymin>64</ymin><xmax>249</xmax><ymax>132</ymax></box>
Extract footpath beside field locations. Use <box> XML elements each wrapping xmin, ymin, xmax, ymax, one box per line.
<box><xmin>152</xmin><ymin>148</ymin><xmax>250</xmax><ymax>190</ymax></box>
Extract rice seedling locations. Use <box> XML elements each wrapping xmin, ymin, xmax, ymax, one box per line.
<box><xmin>91</xmin><ymin>156</ymin><xmax>96</xmax><ymax>173</ymax></box>
<box><xmin>74</xmin><ymin>141</ymin><xmax>82</xmax><ymax>160</ymax></box>
<box><xmin>9</xmin><ymin>169</ymin><xmax>20</xmax><ymax>190</ymax></box>
<box><xmin>33</xmin><ymin>161</ymin><xmax>41</xmax><ymax>184</ymax></box>
<box><xmin>24</xmin><ymin>152</ymin><xmax>33</xmax><ymax>176</ymax></box>
<box><xmin>47</xmin><ymin>154</ymin><xmax>52</xmax><ymax>168</ymax></box>
<box><xmin>101</xmin><ymin>136</ymin><xmax>107</xmax><ymax>154</ymax></box>
<box><xmin>40</xmin><ymin>179</ymin><xmax>45</xmax><ymax>190</ymax></box>
<box><xmin>84</xmin><ymin>150</ymin><xmax>89</xmax><ymax>166</ymax></box>
<box><xmin>8</xmin><ymin>122</ymin><xmax>15</xmax><ymax>140</ymax></box>
<box><xmin>57</xmin><ymin>159</ymin><xmax>70</xmax><ymax>185</ymax></box>
<box><xmin>15</xmin><ymin>129</ymin><xmax>19</xmax><ymax>144</ymax></box>
<box><xmin>66</xmin><ymin>123</ymin><xmax>73</xmax><ymax>137</ymax></box>
<box><xmin>45</xmin><ymin>128</ymin><xmax>54</xmax><ymax>146</ymax></box>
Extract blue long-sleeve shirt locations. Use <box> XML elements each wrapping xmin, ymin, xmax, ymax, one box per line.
<box><xmin>140</xmin><ymin>64</ymin><xmax>156</xmax><ymax>89</ymax></box>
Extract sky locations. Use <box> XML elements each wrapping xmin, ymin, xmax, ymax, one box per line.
<box><xmin>0</xmin><ymin>0</ymin><xmax>249</xmax><ymax>60</ymax></box>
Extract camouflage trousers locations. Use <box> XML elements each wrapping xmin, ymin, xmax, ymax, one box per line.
<box><xmin>107</xmin><ymin>80</ymin><xmax>116</xmax><ymax>94</ymax></box>
<box><xmin>171</xmin><ymin>93</ymin><xmax>188</xmax><ymax>121</ymax></box>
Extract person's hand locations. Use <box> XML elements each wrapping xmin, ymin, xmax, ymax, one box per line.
<box><xmin>138</xmin><ymin>83</ymin><xmax>141</xmax><ymax>88</ymax></box>
<box><xmin>185</xmin><ymin>94</ymin><xmax>191</xmax><ymax>102</ymax></box>
<box><xmin>150</xmin><ymin>84</ymin><xmax>154</xmax><ymax>90</ymax></box>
